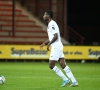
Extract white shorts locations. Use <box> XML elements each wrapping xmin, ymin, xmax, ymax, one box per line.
<box><xmin>49</xmin><ymin>47</ymin><xmax>64</xmax><ymax>61</ymax></box>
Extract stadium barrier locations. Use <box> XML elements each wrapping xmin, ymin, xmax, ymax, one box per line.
<box><xmin>0</xmin><ymin>45</ymin><xmax>100</xmax><ymax>60</ymax></box>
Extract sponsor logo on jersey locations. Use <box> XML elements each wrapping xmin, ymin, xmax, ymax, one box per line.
<box><xmin>52</xmin><ymin>27</ymin><xmax>55</xmax><ymax>30</ymax></box>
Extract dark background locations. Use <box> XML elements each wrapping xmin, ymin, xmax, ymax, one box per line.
<box><xmin>68</xmin><ymin>0</ymin><xmax>100</xmax><ymax>45</ymax></box>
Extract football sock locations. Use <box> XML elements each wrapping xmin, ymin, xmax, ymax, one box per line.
<box><xmin>64</xmin><ymin>66</ymin><xmax>77</xmax><ymax>82</ymax></box>
<box><xmin>52</xmin><ymin>66</ymin><xmax>68</xmax><ymax>81</ymax></box>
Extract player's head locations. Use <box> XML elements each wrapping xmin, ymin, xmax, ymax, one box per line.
<box><xmin>43</xmin><ymin>10</ymin><xmax>53</xmax><ymax>21</ymax></box>
<box><xmin>45</xmin><ymin>10</ymin><xmax>53</xmax><ymax>18</ymax></box>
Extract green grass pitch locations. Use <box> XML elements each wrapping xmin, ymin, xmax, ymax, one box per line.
<box><xmin>0</xmin><ymin>61</ymin><xmax>100</xmax><ymax>90</ymax></box>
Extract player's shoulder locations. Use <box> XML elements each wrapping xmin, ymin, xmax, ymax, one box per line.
<box><xmin>49</xmin><ymin>20</ymin><xmax>57</xmax><ymax>26</ymax></box>
<box><xmin>50</xmin><ymin>20</ymin><xmax>56</xmax><ymax>24</ymax></box>
<box><xmin>51</xmin><ymin>20</ymin><xmax>56</xmax><ymax>24</ymax></box>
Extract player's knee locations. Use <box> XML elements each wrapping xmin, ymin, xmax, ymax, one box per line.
<box><xmin>49</xmin><ymin>61</ymin><xmax>56</xmax><ymax>69</ymax></box>
<box><xmin>49</xmin><ymin>64</ymin><xmax>53</xmax><ymax>69</ymax></box>
<box><xmin>59</xmin><ymin>62</ymin><xmax>66</xmax><ymax>69</ymax></box>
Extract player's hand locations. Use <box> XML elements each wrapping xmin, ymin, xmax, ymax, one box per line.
<box><xmin>47</xmin><ymin>43</ymin><xmax>50</xmax><ymax>51</ymax></box>
<box><xmin>40</xmin><ymin>43</ymin><xmax>45</xmax><ymax>50</ymax></box>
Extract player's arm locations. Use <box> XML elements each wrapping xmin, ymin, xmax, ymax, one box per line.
<box><xmin>48</xmin><ymin>33</ymin><xmax>58</xmax><ymax>46</ymax></box>
<box><xmin>47</xmin><ymin>33</ymin><xmax>58</xmax><ymax>51</ymax></box>
<box><xmin>40</xmin><ymin>39</ymin><xmax>50</xmax><ymax>50</ymax></box>
<box><xmin>43</xmin><ymin>39</ymin><xmax>50</xmax><ymax>45</ymax></box>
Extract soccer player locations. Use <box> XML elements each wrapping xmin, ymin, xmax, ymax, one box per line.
<box><xmin>40</xmin><ymin>10</ymin><xmax>78</xmax><ymax>87</ymax></box>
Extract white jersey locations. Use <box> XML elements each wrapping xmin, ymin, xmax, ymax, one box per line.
<box><xmin>47</xmin><ymin>20</ymin><xmax>63</xmax><ymax>48</ymax></box>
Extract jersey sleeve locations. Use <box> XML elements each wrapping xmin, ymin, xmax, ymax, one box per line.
<box><xmin>51</xmin><ymin>24</ymin><xmax>58</xmax><ymax>34</ymax></box>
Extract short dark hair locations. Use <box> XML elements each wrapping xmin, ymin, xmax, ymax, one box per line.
<box><xmin>45</xmin><ymin>10</ymin><xmax>53</xmax><ymax>18</ymax></box>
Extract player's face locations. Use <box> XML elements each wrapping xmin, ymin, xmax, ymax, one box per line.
<box><xmin>43</xmin><ymin>12</ymin><xmax>49</xmax><ymax>21</ymax></box>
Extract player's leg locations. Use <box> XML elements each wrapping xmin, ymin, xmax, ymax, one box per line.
<box><xmin>49</xmin><ymin>60</ymin><xmax>69</xmax><ymax>82</ymax></box>
<box><xmin>58</xmin><ymin>57</ymin><xmax>78</xmax><ymax>87</ymax></box>
<box><xmin>49</xmin><ymin>48</ymin><xmax>69</xmax><ymax>87</ymax></box>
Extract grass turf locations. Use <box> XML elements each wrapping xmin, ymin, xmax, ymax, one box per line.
<box><xmin>0</xmin><ymin>62</ymin><xmax>100</xmax><ymax>90</ymax></box>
